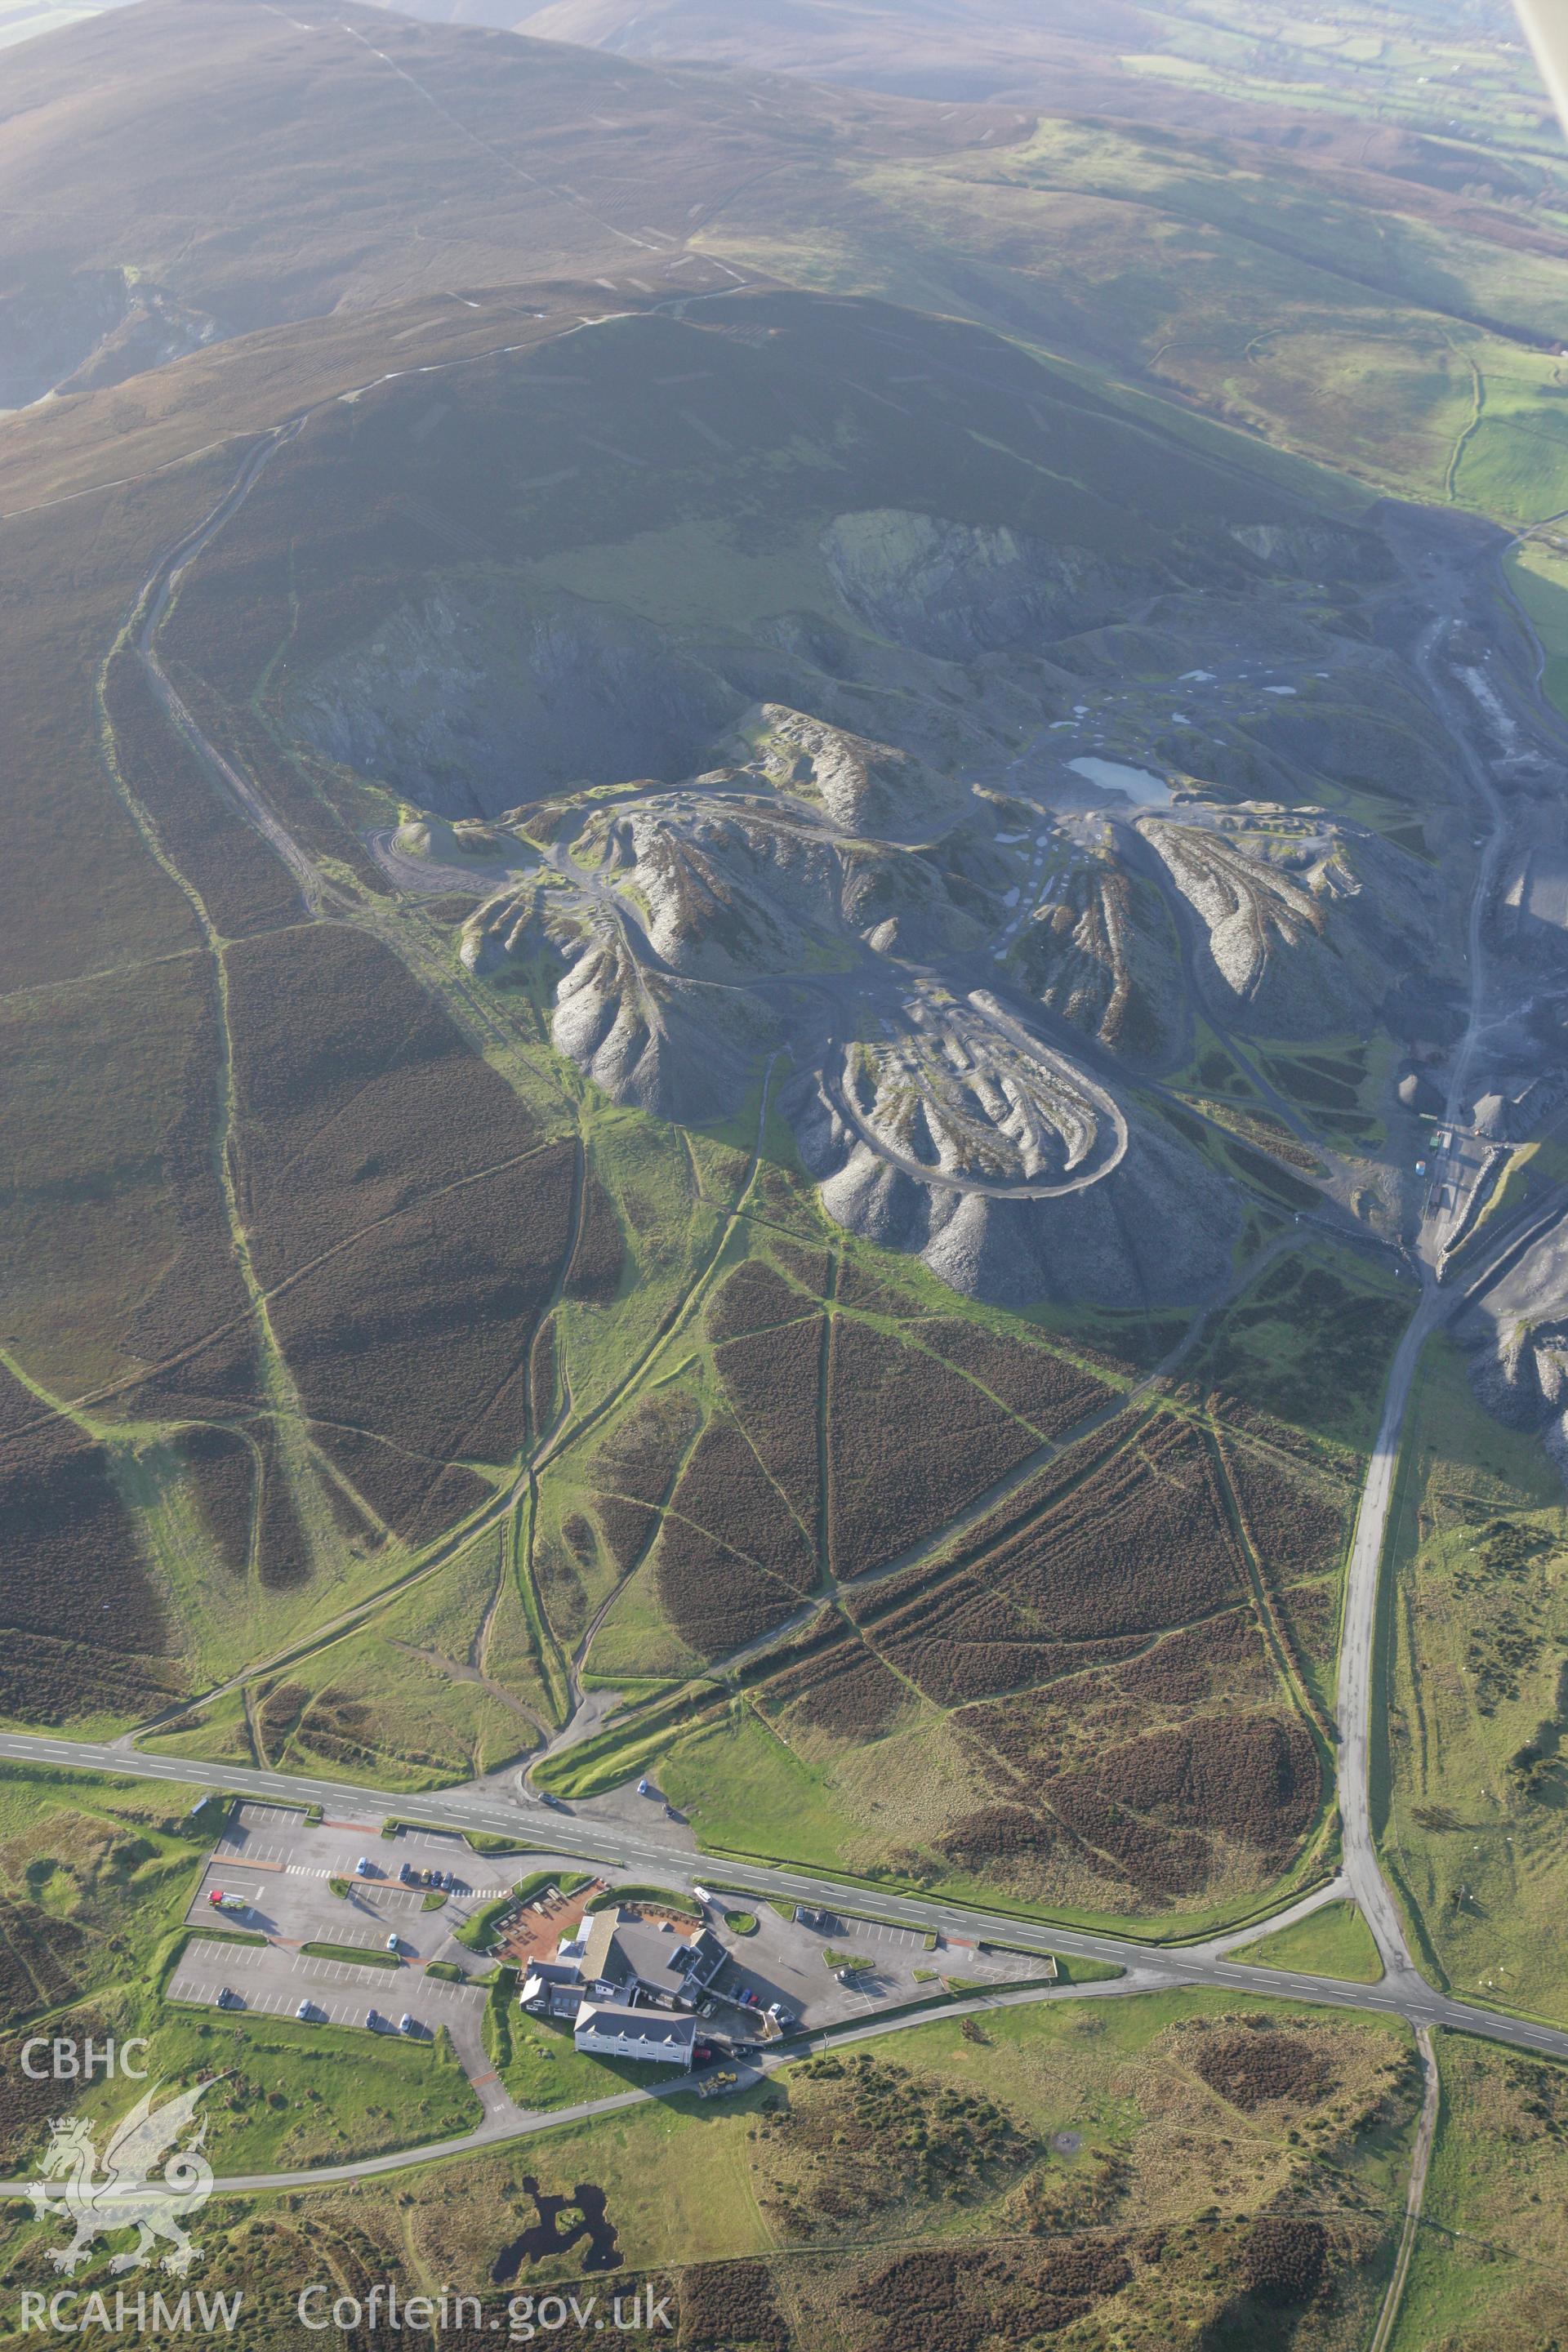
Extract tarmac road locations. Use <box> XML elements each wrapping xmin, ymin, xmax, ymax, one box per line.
<box><xmin>1333</xmin><ymin>1294</ymin><xmax>1438</xmax><ymax>1989</ymax></box>
<box><xmin>2</xmin><ymin>1733</ymin><xmax>1568</xmax><ymax>2146</ymax></box>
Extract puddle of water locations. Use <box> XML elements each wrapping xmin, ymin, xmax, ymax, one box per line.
<box><xmin>492</xmin><ymin>2179</ymin><xmax>622</xmax><ymax>2280</ymax></box>
<box><xmin>1067</xmin><ymin>756</ymin><xmax>1172</xmax><ymax>808</ymax></box>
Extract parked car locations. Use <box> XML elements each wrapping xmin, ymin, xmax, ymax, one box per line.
<box><xmin>365</xmin><ymin>2009</ymin><xmax>380</xmax><ymax>2029</ymax></box>
<box><xmin>296</xmin><ymin>2000</ymin><xmax>315</xmax><ymax>2022</ymax></box>
<box><xmin>355</xmin><ymin>1855</ymin><xmax>373</xmax><ymax>1877</ymax></box>
<box><xmin>732</xmin><ymin>2042</ymin><xmax>762</xmax><ymax>2060</ymax></box>
<box><xmin>399</xmin><ymin>2013</ymin><xmax>419</xmax><ymax>2035</ymax></box>
<box><xmin>216</xmin><ymin>1987</ymin><xmax>238</xmax><ymax>2010</ymax></box>
<box><xmin>540</xmin><ymin>1793</ymin><xmax>568</xmax><ymax>1812</ymax></box>
<box><xmin>398</xmin><ymin>1861</ymin><xmax>415</xmax><ymax>1885</ymax></box>
<box><xmin>385</xmin><ymin>1934</ymin><xmax>400</xmax><ymax>1953</ymax></box>
<box><xmin>768</xmin><ymin>2005</ymin><xmax>795</xmax><ymax>2030</ymax></box>
<box><xmin>636</xmin><ymin>1778</ymin><xmax>651</xmax><ymax>1796</ymax></box>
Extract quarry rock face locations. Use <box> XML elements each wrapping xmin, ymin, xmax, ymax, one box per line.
<box><xmin>1468</xmin><ymin>1320</ymin><xmax>1568</xmax><ymax>1477</ymax></box>
<box><xmin>820</xmin><ymin>509</ymin><xmax>1154</xmax><ymax>662</ymax></box>
<box><xmin>1396</xmin><ymin>1068</ymin><xmax>1444</xmax><ymax>1116</ymax></box>
<box><xmin>276</xmin><ymin>307</ymin><xmax>1462</xmax><ymax>1315</ymax></box>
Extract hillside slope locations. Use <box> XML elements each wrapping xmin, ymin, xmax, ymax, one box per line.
<box><xmin>0</xmin><ymin>0</ymin><xmax>999</xmax><ymax>403</ymax></box>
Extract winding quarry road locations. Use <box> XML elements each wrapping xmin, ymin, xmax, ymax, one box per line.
<box><xmin>1334</xmin><ymin>1296</ymin><xmax>1437</xmax><ymax>1993</ymax></box>
<box><xmin>11</xmin><ymin>359</ymin><xmax>1568</xmax><ymax>2352</ymax></box>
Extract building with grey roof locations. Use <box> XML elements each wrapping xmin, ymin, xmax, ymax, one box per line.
<box><xmin>573</xmin><ymin>2003</ymin><xmax>697</xmax><ymax>2068</ymax></box>
<box><xmin>578</xmin><ymin>1909</ymin><xmax>727</xmax><ymax>2010</ymax></box>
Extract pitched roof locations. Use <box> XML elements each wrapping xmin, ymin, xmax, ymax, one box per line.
<box><xmin>579</xmin><ymin>1909</ymin><xmax>624</xmax><ymax>1984</ymax></box>
<box><xmin>579</xmin><ymin>1909</ymin><xmax>712</xmax><ymax>2002</ymax></box>
<box><xmin>574</xmin><ymin>2003</ymin><xmax>696</xmax><ymax>2051</ymax></box>
<box><xmin>684</xmin><ymin>1926</ymin><xmax>726</xmax><ymax>1979</ymax></box>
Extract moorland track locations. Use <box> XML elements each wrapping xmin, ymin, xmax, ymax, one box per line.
<box><xmin>15</xmin><ymin>310</ymin><xmax>1568</xmax><ymax>2261</ymax></box>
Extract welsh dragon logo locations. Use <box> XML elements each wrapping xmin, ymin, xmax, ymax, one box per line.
<box><xmin>28</xmin><ymin>2080</ymin><xmax>216</xmax><ymax>2276</ymax></box>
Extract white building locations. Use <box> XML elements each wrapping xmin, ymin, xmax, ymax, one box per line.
<box><xmin>572</xmin><ymin>2002</ymin><xmax>697</xmax><ymax>2069</ymax></box>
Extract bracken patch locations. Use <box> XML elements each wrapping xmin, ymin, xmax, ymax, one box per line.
<box><xmin>764</xmin><ymin>1636</ymin><xmax>908</xmax><ymax>1738</ymax></box>
<box><xmin>180</xmin><ymin>1424</ymin><xmax>256</xmax><ymax>1578</ymax></box>
<box><xmin>1241</xmin><ymin>2216</ymin><xmax>1330</xmax><ymax>2308</ymax></box>
<box><xmin>1217</xmin><ymin>1428</ymin><xmax>1352</xmax><ymax>1587</ymax></box>
<box><xmin>565</xmin><ymin>1174</ymin><xmax>625</xmax><ymax>1303</ymax></box>
<box><xmin>225</xmin><ymin>926</ymin><xmax>572</xmax><ymax>1543</ymax></box>
<box><xmin>827</xmin><ymin>1321</ymin><xmax>1049</xmax><ymax>1579</ymax></box>
<box><xmin>917</xmin><ymin>1317</ymin><xmax>1113</xmax><ymax>1437</ymax></box>
<box><xmin>102</xmin><ymin>646</ymin><xmax>304</xmax><ymax>942</ymax></box>
<box><xmin>706</xmin><ymin>1259</ymin><xmax>814</xmax><ymax>1343</ymax></box>
<box><xmin>845</xmin><ymin>2237</ymin><xmax>1132</xmax><ymax>2352</ymax></box>
<box><xmin>1187</xmin><ymin>2022</ymin><xmax>1334</xmax><ymax>2113</ymax></box>
<box><xmin>0</xmin><ymin>1368</ymin><xmax>167</xmax><ymax>1659</ymax></box>
<box><xmin>655</xmin><ymin>1522</ymin><xmax>804</xmax><ymax>1655</ymax></box>
<box><xmin>713</xmin><ymin>1316</ymin><xmax>822</xmax><ymax>1535</ymax></box>
<box><xmin>588</xmin><ymin>1392</ymin><xmax>702</xmax><ymax>1512</ymax></box>
<box><xmin>677</xmin><ymin>2262</ymin><xmax>788</xmax><ymax>2350</ymax></box>
<box><xmin>0</xmin><ymin>1631</ymin><xmax>185</xmax><ymax>1731</ymax></box>
<box><xmin>666</xmin><ymin>1415</ymin><xmax>815</xmax><ymax>1590</ymax></box>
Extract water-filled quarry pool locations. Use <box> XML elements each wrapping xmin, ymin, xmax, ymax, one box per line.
<box><xmin>1067</xmin><ymin>756</ymin><xmax>1173</xmax><ymax>807</ymax></box>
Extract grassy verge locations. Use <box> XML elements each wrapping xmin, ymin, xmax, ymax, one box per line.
<box><xmin>1231</xmin><ymin>1901</ymin><xmax>1383</xmax><ymax>1984</ymax></box>
<box><xmin>300</xmin><ymin>1940</ymin><xmax>402</xmax><ymax>1970</ymax></box>
<box><xmin>1383</xmin><ymin>1336</ymin><xmax>1568</xmax><ymax>2025</ymax></box>
<box><xmin>584</xmin><ymin>1882</ymin><xmax>699</xmax><ymax>1918</ymax></box>
<box><xmin>483</xmin><ymin>1996</ymin><xmax>684</xmax><ymax>2111</ymax></box>
<box><xmin>511</xmin><ymin>1869</ymin><xmax>596</xmax><ymax>1907</ymax></box>
<box><xmin>455</xmin><ymin>1895</ymin><xmax>516</xmax><ymax>1953</ymax></box>
<box><xmin>1392</xmin><ymin>2030</ymin><xmax>1568</xmax><ymax>2350</ymax></box>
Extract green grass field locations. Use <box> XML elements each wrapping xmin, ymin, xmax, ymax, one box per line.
<box><xmin>1392</xmin><ymin>2031</ymin><xmax>1568</xmax><ymax>2351</ymax></box>
<box><xmin>1508</xmin><ymin>541</ymin><xmax>1568</xmax><ymax>722</ymax></box>
<box><xmin>483</xmin><ymin>1993</ymin><xmax>685</xmax><ymax>2111</ymax></box>
<box><xmin>0</xmin><ymin>1766</ymin><xmax>483</xmax><ymax>2177</ymax></box>
<box><xmin>1233</xmin><ymin>1900</ymin><xmax>1383</xmax><ymax>1984</ymax></box>
<box><xmin>88</xmin><ymin>2005</ymin><xmax>479</xmax><ymax>2172</ymax></box>
<box><xmin>0</xmin><ymin>1984</ymin><xmax>1423</xmax><ymax>2339</ymax></box>
<box><xmin>1382</xmin><ymin>1339</ymin><xmax>1568</xmax><ymax>2025</ymax></box>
